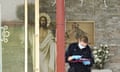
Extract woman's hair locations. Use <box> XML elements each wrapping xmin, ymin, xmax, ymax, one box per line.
<box><xmin>79</xmin><ymin>35</ymin><xmax>88</xmax><ymax>43</ymax></box>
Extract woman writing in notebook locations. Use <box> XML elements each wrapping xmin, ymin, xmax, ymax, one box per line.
<box><xmin>66</xmin><ymin>35</ymin><xmax>94</xmax><ymax>72</ymax></box>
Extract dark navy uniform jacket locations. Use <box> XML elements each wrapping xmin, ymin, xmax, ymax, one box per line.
<box><xmin>65</xmin><ymin>43</ymin><xmax>94</xmax><ymax>72</ymax></box>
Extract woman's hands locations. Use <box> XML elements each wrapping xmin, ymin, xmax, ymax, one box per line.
<box><xmin>68</xmin><ymin>55</ymin><xmax>91</xmax><ymax>65</ymax></box>
<box><xmin>82</xmin><ymin>60</ymin><xmax>91</xmax><ymax>65</ymax></box>
<box><xmin>68</xmin><ymin>56</ymin><xmax>73</xmax><ymax>61</ymax></box>
<box><xmin>68</xmin><ymin>55</ymin><xmax>82</xmax><ymax>61</ymax></box>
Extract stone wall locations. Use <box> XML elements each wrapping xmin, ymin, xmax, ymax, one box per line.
<box><xmin>65</xmin><ymin>0</ymin><xmax>120</xmax><ymax>45</ymax></box>
<box><xmin>65</xmin><ymin>0</ymin><xmax>120</xmax><ymax>72</ymax></box>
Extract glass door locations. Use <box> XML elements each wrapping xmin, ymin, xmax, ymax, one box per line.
<box><xmin>0</xmin><ymin>0</ymin><xmax>25</xmax><ymax>72</ymax></box>
<box><xmin>28</xmin><ymin>0</ymin><xmax>57</xmax><ymax>72</ymax></box>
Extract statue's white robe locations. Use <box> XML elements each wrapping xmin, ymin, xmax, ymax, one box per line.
<box><xmin>39</xmin><ymin>30</ymin><xmax>55</xmax><ymax>72</ymax></box>
<box><xmin>29</xmin><ymin>29</ymin><xmax>56</xmax><ymax>72</ymax></box>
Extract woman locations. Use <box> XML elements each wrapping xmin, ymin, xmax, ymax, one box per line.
<box><xmin>66</xmin><ymin>35</ymin><xmax>94</xmax><ymax>72</ymax></box>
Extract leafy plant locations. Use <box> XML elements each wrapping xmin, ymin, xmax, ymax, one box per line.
<box><xmin>93</xmin><ymin>44</ymin><xmax>110</xmax><ymax>69</ymax></box>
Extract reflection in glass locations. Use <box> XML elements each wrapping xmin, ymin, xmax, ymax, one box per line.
<box><xmin>0</xmin><ymin>0</ymin><xmax>25</xmax><ymax>72</ymax></box>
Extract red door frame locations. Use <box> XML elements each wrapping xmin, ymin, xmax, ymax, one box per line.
<box><xmin>56</xmin><ymin>0</ymin><xmax>65</xmax><ymax>72</ymax></box>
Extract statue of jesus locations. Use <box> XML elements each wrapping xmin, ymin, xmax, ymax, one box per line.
<box><xmin>39</xmin><ymin>13</ymin><xmax>55</xmax><ymax>72</ymax></box>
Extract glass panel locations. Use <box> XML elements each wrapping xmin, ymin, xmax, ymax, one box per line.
<box><xmin>28</xmin><ymin>0</ymin><xmax>56</xmax><ymax>72</ymax></box>
<box><xmin>39</xmin><ymin>0</ymin><xmax>56</xmax><ymax>72</ymax></box>
<box><xmin>28</xmin><ymin>0</ymin><xmax>35</xmax><ymax>72</ymax></box>
<box><xmin>0</xmin><ymin>0</ymin><xmax>25</xmax><ymax>72</ymax></box>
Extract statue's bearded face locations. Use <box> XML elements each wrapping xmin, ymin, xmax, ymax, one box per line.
<box><xmin>40</xmin><ymin>16</ymin><xmax>47</xmax><ymax>28</ymax></box>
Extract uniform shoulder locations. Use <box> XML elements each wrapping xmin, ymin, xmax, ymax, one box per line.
<box><xmin>69</xmin><ymin>42</ymin><xmax>78</xmax><ymax>47</ymax></box>
<box><xmin>67</xmin><ymin>42</ymin><xmax>78</xmax><ymax>51</ymax></box>
<box><xmin>86</xmin><ymin>45</ymin><xmax>92</xmax><ymax>50</ymax></box>
<box><xmin>86</xmin><ymin>45</ymin><xmax>90</xmax><ymax>48</ymax></box>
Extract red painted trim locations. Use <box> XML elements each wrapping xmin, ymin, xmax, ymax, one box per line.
<box><xmin>56</xmin><ymin>0</ymin><xmax>65</xmax><ymax>72</ymax></box>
